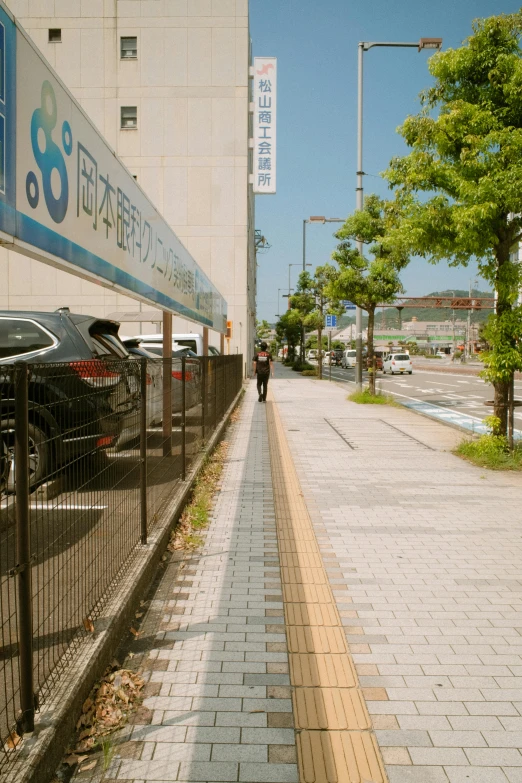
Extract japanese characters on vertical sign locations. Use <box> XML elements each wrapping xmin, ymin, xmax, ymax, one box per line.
<box><xmin>253</xmin><ymin>57</ymin><xmax>277</xmax><ymax>195</ymax></box>
<box><xmin>1</xmin><ymin>5</ymin><xmax>227</xmax><ymax>332</ymax></box>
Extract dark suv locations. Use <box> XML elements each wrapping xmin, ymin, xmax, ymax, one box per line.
<box><xmin>0</xmin><ymin>309</ymin><xmax>140</xmax><ymax>490</ymax></box>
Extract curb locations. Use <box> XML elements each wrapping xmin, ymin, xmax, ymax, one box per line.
<box><xmin>4</xmin><ymin>387</ymin><xmax>244</xmax><ymax>783</ymax></box>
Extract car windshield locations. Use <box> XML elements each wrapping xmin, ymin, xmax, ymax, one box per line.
<box><xmin>393</xmin><ymin>354</ymin><xmax>410</xmax><ymax>361</ymax></box>
<box><xmin>346</xmin><ymin>351</ymin><xmax>356</xmax><ymax>357</ymax></box>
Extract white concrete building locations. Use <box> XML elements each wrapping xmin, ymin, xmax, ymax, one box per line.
<box><xmin>1</xmin><ymin>0</ymin><xmax>256</xmax><ymax>357</ymax></box>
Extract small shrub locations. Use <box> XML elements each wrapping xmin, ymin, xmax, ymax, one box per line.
<box><xmin>292</xmin><ymin>360</ymin><xmax>314</xmax><ymax>372</ymax></box>
<box><xmin>301</xmin><ymin>369</ymin><xmax>318</xmax><ymax>377</ymax></box>
<box><xmin>455</xmin><ymin>434</ymin><xmax>522</xmax><ymax>470</ymax></box>
<box><xmin>348</xmin><ymin>387</ymin><xmax>399</xmax><ymax>406</ymax></box>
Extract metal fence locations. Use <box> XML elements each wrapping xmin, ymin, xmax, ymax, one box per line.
<box><xmin>0</xmin><ymin>354</ymin><xmax>242</xmax><ymax>772</ymax></box>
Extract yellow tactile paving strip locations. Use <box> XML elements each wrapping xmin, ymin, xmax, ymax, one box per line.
<box><xmin>266</xmin><ymin>394</ymin><xmax>388</xmax><ymax>783</ymax></box>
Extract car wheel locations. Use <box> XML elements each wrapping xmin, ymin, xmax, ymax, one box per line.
<box><xmin>409</xmin><ymin>371</ymin><xmax>413</xmax><ymax>375</ymax></box>
<box><xmin>383</xmin><ymin>369</ymin><xmax>386</xmax><ymax>374</ymax></box>
<box><xmin>1</xmin><ymin>419</ymin><xmax>50</xmax><ymax>493</ymax></box>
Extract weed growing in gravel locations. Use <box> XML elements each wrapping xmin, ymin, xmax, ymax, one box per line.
<box><xmin>169</xmin><ymin>439</ymin><xmax>230</xmax><ymax>551</ymax></box>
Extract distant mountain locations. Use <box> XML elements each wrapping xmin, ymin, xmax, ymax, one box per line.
<box><xmin>339</xmin><ymin>289</ymin><xmax>493</xmax><ymax>329</ymax></box>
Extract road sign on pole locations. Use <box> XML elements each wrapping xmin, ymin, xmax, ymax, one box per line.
<box><xmin>343</xmin><ymin>301</ymin><xmax>356</xmax><ymax>310</ymax></box>
<box><xmin>325</xmin><ymin>314</ymin><xmax>337</xmax><ymax>328</ymax></box>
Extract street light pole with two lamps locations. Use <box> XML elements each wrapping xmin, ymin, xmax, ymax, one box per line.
<box><xmin>301</xmin><ymin>216</ymin><xmax>344</xmax><ymax>359</ymax></box>
<box><xmin>355</xmin><ymin>36</ymin><xmax>442</xmax><ymax>390</ymax></box>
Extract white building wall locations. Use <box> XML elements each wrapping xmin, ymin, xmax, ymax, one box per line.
<box><xmin>1</xmin><ymin>0</ymin><xmax>256</xmax><ymax>359</ymax></box>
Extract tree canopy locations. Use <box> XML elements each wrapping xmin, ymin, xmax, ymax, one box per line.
<box><xmin>290</xmin><ymin>266</ymin><xmax>343</xmax><ymax>378</ymax></box>
<box><xmin>329</xmin><ymin>195</ymin><xmax>406</xmax><ymax>386</ymax></box>
<box><xmin>384</xmin><ymin>11</ymin><xmax>522</xmax><ymax>432</ymax></box>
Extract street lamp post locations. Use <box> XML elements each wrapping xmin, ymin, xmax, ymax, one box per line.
<box><xmin>288</xmin><ymin>263</ymin><xmax>302</xmax><ymax>297</ymax></box>
<box><xmin>356</xmin><ymin>36</ymin><xmax>442</xmax><ymax>390</ymax></box>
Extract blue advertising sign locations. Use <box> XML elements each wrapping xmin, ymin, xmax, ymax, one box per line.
<box><xmin>325</xmin><ymin>314</ymin><xmax>337</xmax><ymax>328</ymax></box>
<box><xmin>0</xmin><ymin>3</ymin><xmax>227</xmax><ymax>332</ymax></box>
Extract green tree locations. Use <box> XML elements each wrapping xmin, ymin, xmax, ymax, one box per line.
<box><xmin>291</xmin><ymin>266</ymin><xmax>343</xmax><ymax>380</ymax></box>
<box><xmin>256</xmin><ymin>319</ymin><xmax>271</xmax><ymax>340</ymax></box>
<box><xmin>385</xmin><ymin>11</ymin><xmax>522</xmax><ymax>434</ymax></box>
<box><xmin>275</xmin><ymin>310</ymin><xmax>301</xmax><ymax>361</ymax></box>
<box><xmin>329</xmin><ymin>195</ymin><xmax>406</xmax><ymax>391</ymax></box>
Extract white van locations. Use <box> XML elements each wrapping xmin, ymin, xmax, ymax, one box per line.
<box><xmin>341</xmin><ymin>349</ymin><xmax>357</xmax><ymax>368</ymax></box>
<box><xmin>126</xmin><ymin>333</ymin><xmax>221</xmax><ymax>357</ymax></box>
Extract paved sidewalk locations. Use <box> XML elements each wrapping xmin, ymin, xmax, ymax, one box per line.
<box><xmin>273</xmin><ymin>368</ymin><xmax>522</xmax><ymax>783</ymax></box>
<box><xmin>73</xmin><ymin>369</ymin><xmax>522</xmax><ymax>783</ymax></box>
<box><xmin>95</xmin><ymin>386</ymin><xmax>298</xmax><ymax>783</ymax></box>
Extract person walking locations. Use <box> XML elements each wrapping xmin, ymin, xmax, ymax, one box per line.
<box><xmin>253</xmin><ymin>341</ymin><xmax>274</xmax><ymax>402</ymax></box>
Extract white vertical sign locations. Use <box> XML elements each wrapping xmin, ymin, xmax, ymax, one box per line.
<box><xmin>253</xmin><ymin>57</ymin><xmax>277</xmax><ymax>194</ymax></box>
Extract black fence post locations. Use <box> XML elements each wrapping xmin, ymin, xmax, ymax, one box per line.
<box><xmin>201</xmin><ymin>358</ymin><xmax>206</xmax><ymax>446</ymax></box>
<box><xmin>224</xmin><ymin>357</ymin><xmax>228</xmax><ymax>411</ymax></box>
<box><xmin>214</xmin><ymin>358</ymin><xmax>218</xmax><ymax>430</ymax></box>
<box><xmin>181</xmin><ymin>356</ymin><xmax>186</xmax><ymax>481</ymax></box>
<box><xmin>140</xmin><ymin>358</ymin><xmax>148</xmax><ymax>544</ymax></box>
<box><xmin>14</xmin><ymin>362</ymin><xmax>35</xmax><ymax>734</ymax></box>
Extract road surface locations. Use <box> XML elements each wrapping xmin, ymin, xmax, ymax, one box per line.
<box><xmin>316</xmin><ymin>363</ymin><xmax>522</xmax><ymax>433</ymax></box>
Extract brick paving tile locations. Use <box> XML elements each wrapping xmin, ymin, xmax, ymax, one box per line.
<box><xmin>271</xmin><ymin>367</ymin><xmax>522</xmax><ymax>783</ymax></box>
<box><xmin>71</xmin><ymin>386</ymin><xmax>297</xmax><ymax>783</ymax></box>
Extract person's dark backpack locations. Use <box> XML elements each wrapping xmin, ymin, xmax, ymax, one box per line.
<box><xmin>256</xmin><ymin>351</ymin><xmax>271</xmax><ymax>376</ymax></box>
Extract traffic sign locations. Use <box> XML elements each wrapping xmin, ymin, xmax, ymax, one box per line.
<box><xmin>325</xmin><ymin>314</ymin><xmax>337</xmax><ymax>328</ymax></box>
<box><xmin>343</xmin><ymin>300</ymin><xmax>356</xmax><ymax>310</ymax></box>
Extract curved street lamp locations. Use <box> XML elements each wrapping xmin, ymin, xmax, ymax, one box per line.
<box><xmin>355</xmin><ymin>36</ymin><xmax>442</xmax><ymax>389</ymax></box>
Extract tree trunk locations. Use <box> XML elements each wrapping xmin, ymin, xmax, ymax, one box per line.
<box><xmin>367</xmin><ymin>308</ymin><xmax>375</xmax><ymax>394</ymax></box>
<box><xmin>492</xmin><ymin>241</ymin><xmax>513</xmax><ymax>437</ymax></box>
<box><xmin>493</xmin><ymin>381</ymin><xmax>509</xmax><ymax>436</ymax></box>
<box><xmin>317</xmin><ymin>327</ymin><xmax>323</xmax><ymax>380</ymax></box>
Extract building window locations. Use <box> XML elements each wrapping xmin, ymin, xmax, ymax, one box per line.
<box><xmin>121</xmin><ymin>36</ymin><xmax>137</xmax><ymax>59</ymax></box>
<box><xmin>121</xmin><ymin>106</ymin><xmax>137</xmax><ymax>130</ymax></box>
<box><xmin>48</xmin><ymin>28</ymin><xmax>62</xmax><ymax>43</ymax></box>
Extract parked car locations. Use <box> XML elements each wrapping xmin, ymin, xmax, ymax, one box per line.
<box><xmin>306</xmin><ymin>349</ymin><xmax>318</xmax><ymax>361</ymax></box>
<box><xmin>0</xmin><ymin>432</ymin><xmax>9</xmax><ymax>495</ymax></box>
<box><xmin>121</xmin><ymin>339</ymin><xmax>164</xmax><ymax>425</ymax></box>
<box><xmin>0</xmin><ymin>309</ymin><xmax>141</xmax><ymax>489</ymax></box>
<box><xmin>383</xmin><ymin>353</ymin><xmax>413</xmax><ymax>375</ymax></box>
<box><xmin>122</xmin><ymin>338</ymin><xmax>200</xmax><ymax>412</ymax></box>
<box><xmin>128</xmin><ymin>333</ymin><xmax>220</xmax><ymax>357</ymax></box>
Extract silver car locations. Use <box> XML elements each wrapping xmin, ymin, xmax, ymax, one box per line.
<box><xmin>123</xmin><ymin>338</ymin><xmax>200</xmax><ymax>415</ymax></box>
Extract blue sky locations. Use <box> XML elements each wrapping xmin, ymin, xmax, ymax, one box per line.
<box><xmin>250</xmin><ymin>0</ymin><xmax>521</xmax><ymax>321</ymax></box>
